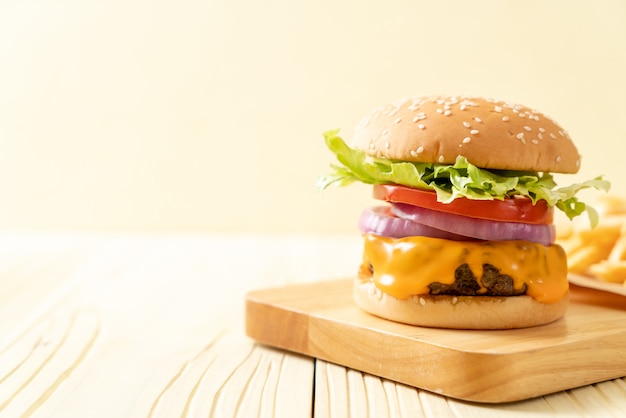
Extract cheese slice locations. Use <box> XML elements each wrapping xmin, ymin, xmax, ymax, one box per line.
<box><xmin>360</xmin><ymin>234</ymin><xmax>568</xmax><ymax>304</ymax></box>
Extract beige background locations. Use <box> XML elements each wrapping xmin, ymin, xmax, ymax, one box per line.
<box><xmin>0</xmin><ymin>0</ymin><xmax>624</xmax><ymax>234</ymax></box>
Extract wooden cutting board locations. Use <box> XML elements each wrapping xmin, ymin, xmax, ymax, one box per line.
<box><xmin>245</xmin><ymin>279</ymin><xmax>626</xmax><ymax>403</ymax></box>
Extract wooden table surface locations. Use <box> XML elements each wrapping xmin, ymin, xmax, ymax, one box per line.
<box><xmin>1</xmin><ymin>232</ymin><xmax>624</xmax><ymax>417</ymax></box>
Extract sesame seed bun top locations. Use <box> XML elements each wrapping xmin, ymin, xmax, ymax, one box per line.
<box><xmin>351</xmin><ymin>96</ymin><xmax>581</xmax><ymax>173</ymax></box>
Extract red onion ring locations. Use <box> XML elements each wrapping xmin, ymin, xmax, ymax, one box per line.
<box><xmin>391</xmin><ymin>202</ymin><xmax>555</xmax><ymax>245</ymax></box>
<box><xmin>358</xmin><ymin>206</ymin><xmax>469</xmax><ymax>240</ymax></box>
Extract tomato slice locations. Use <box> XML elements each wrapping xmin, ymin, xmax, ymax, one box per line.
<box><xmin>373</xmin><ymin>184</ymin><xmax>553</xmax><ymax>225</ymax></box>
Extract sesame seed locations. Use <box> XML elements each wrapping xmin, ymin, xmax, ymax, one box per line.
<box><xmin>531</xmin><ymin>139</ymin><xmax>539</xmax><ymax>145</ymax></box>
<box><xmin>502</xmin><ymin>116</ymin><xmax>510</xmax><ymax>122</ymax></box>
<box><xmin>538</xmin><ymin>133</ymin><xmax>543</xmax><ymax>139</ymax></box>
<box><xmin>463</xmin><ymin>137</ymin><xmax>471</xmax><ymax>143</ymax></box>
<box><xmin>538</xmin><ymin>127</ymin><xmax>546</xmax><ymax>133</ymax></box>
<box><xmin>418</xmin><ymin>123</ymin><xmax>425</xmax><ymax>129</ymax></box>
<box><xmin>410</xmin><ymin>150</ymin><xmax>418</xmax><ymax>157</ymax></box>
<box><xmin>523</xmin><ymin>126</ymin><xmax>532</xmax><ymax>131</ymax></box>
<box><xmin>436</xmin><ymin>108</ymin><xmax>443</xmax><ymax>114</ymax></box>
<box><xmin>460</xmin><ymin>104</ymin><xmax>467</xmax><ymax>111</ymax></box>
<box><xmin>516</xmin><ymin>133</ymin><xmax>524</xmax><ymax>139</ymax></box>
<box><xmin>394</xmin><ymin>118</ymin><xmax>402</xmax><ymax>124</ymax></box>
<box><xmin>474</xmin><ymin>117</ymin><xmax>482</xmax><ymax>123</ymax></box>
<box><xmin>452</xmin><ymin>297</ymin><xmax>458</xmax><ymax>304</ymax></box>
<box><xmin>385</xmin><ymin>141</ymin><xmax>390</xmax><ymax>149</ymax></box>
<box><xmin>470</xmin><ymin>129</ymin><xmax>479</xmax><ymax>135</ymax></box>
<box><xmin>549</xmin><ymin>133</ymin><xmax>557</xmax><ymax>139</ymax></box>
<box><xmin>438</xmin><ymin>155</ymin><xmax>445</xmax><ymax>163</ymax></box>
<box><xmin>444</xmin><ymin>110</ymin><xmax>451</xmax><ymax>116</ymax></box>
<box><xmin>419</xmin><ymin>297</ymin><xmax>426</xmax><ymax>306</ymax></box>
<box><xmin>556</xmin><ymin>156</ymin><xmax>562</xmax><ymax>163</ymax></box>
<box><xmin>416</xmin><ymin>146</ymin><xmax>424</xmax><ymax>153</ymax></box>
<box><xmin>519</xmin><ymin>112</ymin><xmax>527</xmax><ymax>118</ymax></box>
<box><xmin>520</xmin><ymin>137</ymin><xmax>527</xmax><ymax>144</ymax></box>
<box><xmin>463</xmin><ymin>121</ymin><xmax>471</xmax><ymax>128</ymax></box>
<box><xmin>412</xmin><ymin>116</ymin><xmax>420</xmax><ymax>122</ymax></box>
<box><xmin>382</xmin><ymin>129</ymin><xmax>388</xmax><ymax>136</ymax></box>
<box><xmin>494</xmin><ymin>106</ymin><xmax>502</xmax><ymax>112</ymax></box>
<box><xmin>559</xmin><ymin>131</ymin><xmax>565</xmax><ymax>137</ymax></box>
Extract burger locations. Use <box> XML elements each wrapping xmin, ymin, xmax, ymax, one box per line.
<box><xmin>318</xmin><ymin>95</ymin><xmax>609</xmax><ymax>329</ymax></box>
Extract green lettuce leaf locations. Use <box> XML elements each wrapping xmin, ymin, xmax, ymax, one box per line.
<box><xmin>317</xmin><ymin>130</ymin><xmax>610</xmax><ymax>226</ymax></box>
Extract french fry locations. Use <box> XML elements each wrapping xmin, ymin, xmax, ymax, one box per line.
<box><xmin>567</xmin><ymin>245</ymin><xmax>613</xmax><ymax>274</ymax></box>
<box><xmin>556</xmin><ymin>195</ymin><xmax>626</xmax><ymax>285</ymax></box>
<box><xmin>595</xmin><ymin>195</ymin><xmax>626</xmax><ymax>216</ymax></box>
<box><xmin>589</xmin><ymin>261</ymin><xmax>626</xmax><ymax>283</ymax></box>
<box><xmin>607</xmin><ymin>223</ymin><xmax>626</xmax><ymax>261</ymax></box>
<box><xmin>560</xmin><ymin>225</ymin><xmax>620</xmax><ymax>263</ymax></box>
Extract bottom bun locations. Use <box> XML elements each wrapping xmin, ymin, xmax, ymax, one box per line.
<box><xmin>353</xmin><ymin>278</ymin><xmax>569</xmax><ymax>329</ymax></box>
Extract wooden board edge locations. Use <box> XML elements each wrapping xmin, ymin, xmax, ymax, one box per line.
<box><xmin>244</xmin><ymin>280</ymin><xmax>626</xmax><ymax>403</ymax></box>
<box><xmin>245</xmin><ymin>291</ymin><xmax>310</xmax><ymax>353</ymax></box>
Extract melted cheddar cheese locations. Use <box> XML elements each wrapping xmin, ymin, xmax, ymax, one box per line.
<box><xmin>359</xmin><ymin>234</ymin><xmax>568</xmax><ymax>304</ymax></box>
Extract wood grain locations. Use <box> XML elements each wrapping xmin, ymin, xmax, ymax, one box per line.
<box><xmin>1</xmin><ymin>233</ymin><xmax>626</xmax><ymax>416</ymax></box>
<box><xmin>0</xmin><ymin>234</ymin><xmax>325</xmax><ymax>418</ymax></box>
<box><xmin>246</xmin><ymin>279</ymin><xmax>626</xmax><ymax>403</ymax></box>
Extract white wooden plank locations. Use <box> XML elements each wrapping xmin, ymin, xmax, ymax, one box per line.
<box><xmin>540</xmin><ymin>390</ymin><xmax>588</xmax><ymax>416</ymax></box>
<box><xmin>0</xmin><ymin>233</ymin><xmax>624</xmax><ymax>417</ymax></box>
<box><xmin>0</xmin><ymin>240</ymin><xmax>94</xmax><ymax>352</ymax></box>
<box><xmin>314</xmin><ymin>360</ymin><xmax>626</xmax><ymax>418</ymax></box>
<box><xmin>564</xmin><ymin>381</ymin><xmax>626</xmax><ymax>418</ymax></box>
<box><xmin>0</xmin><ymin>233</ymin><xmax>318</xmax><ymax>418</ymax></box>
<box><xmin>418</xmin><ymin>389</ymin><xmax>458</xmax><ymax>418</ymax></box>
<box><xmin>272</xmin><ymin>350</ymin><xmax>314</xmax><ymax>418</ymax></box>
<box><xmin>448</xmin><ymin>396</ymin><xmax>555</xmax><ymax>418</ymax></box>
<box><xmin>316</xmin><ymin>361</ymin><xmax>433</xmax><ymax>418</ymax></box>
<box><xmin>0</xmin><ymin>306</ymin><xmax>100</xmax><ymax>417</ymax></box>
<box><xmin>594</xmin><ymin>379</ymin><xmax>626</xmax><ymax>414</ymax></box>
<box><xmin>362</xmin><ymin>374</ymin><xmax>401</xmax><ymax>417</ymax></box>
<box><xmin>394</xmin><ymin>383</ymin><xmax>427</xmax><ymax>417</ymax></box>
<box><xmin>314</xmin><ymin>361</ymin><xmax>349</xmax><ymax>418</ymax></box>
<box><xmin>133</xmin><ymin>332</ymin><xmax>314</xmax><ymax>418</ymax></box>
<box><xmin>346</xmin><ymin>368</ymin><xmax>367</xmax><ymax>417</ymax></box>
